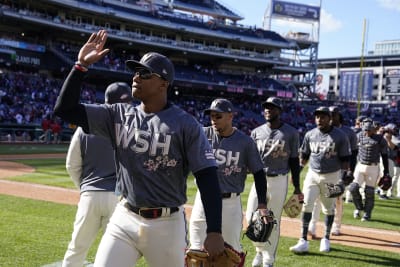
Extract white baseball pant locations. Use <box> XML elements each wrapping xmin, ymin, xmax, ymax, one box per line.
<box><xmin>189</xmin><ymin>191</ymin><xmax>243</xmax><ymax>252</ymax></box>
<box><xmin>245</xmin><ymin>174</ymin><xmax>288</xmax><ymax>265</ymax></box>
<box><xmin>93</xmin><ymin>201</ymin><xmax>186</xmax><ymax>267</ymax></box>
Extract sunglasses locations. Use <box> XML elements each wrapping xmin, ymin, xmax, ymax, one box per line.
<box><xmin>210</xmin><ymin>114</ymin><xmax>224</xmax><ymax>120</ymax></box>
<box><xmin>134</xmin><ymin>68</ymin><xmax>164</xmax><ymax>80</ymax></box>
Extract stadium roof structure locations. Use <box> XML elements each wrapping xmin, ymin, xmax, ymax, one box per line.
<box><xmin>0</xmin><ymin>0</ymin><xmax>315</xmax><ymax>99</ymax></box>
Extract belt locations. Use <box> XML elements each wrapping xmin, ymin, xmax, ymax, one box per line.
<box><xmin>124</xmin><ymin>202</ymin><xmax>179</xmax><ymax>219</ymax></box>
<box><xmin>360</xmin><ymin>161</ymin><xmax>378</xmax><ymax>166</ymax></box>
<box><xmin>267</xmin><ymin>173</ymin><xmax>284</xmax><ymax>177</ymax></box>
<box><xmin>222</xmin><ymin>192</ymin><xmax>240</xmax><ymax>199</ymax></box>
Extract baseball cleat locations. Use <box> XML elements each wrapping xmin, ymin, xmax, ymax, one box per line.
<box><xmin>290</xmin><ymin>238</ymin><xmax>309</xmax><ymax>253</ymax></box>
<box><xmin>361</xmin><ymin>215</ymin><xmax>370</xmax><ymax>221</ymax></box>
<box><xmin>319</xmin><ymin>238</ymin><xmax>330</xmax><ymax>252</ymax></box>
<box><xmin>353</xmin><ymin>210</ymin><xmax>360</xmax><ymax>219</ymax></box>
<box><xmin>331</xmin><ymin>230</ymin><xmax>341</xmax><ymax>236</ymax></box>
<box><xmin>251</xmin><ymin>252</ymin><xmax>263</xmax><ymax>267</ymax></box>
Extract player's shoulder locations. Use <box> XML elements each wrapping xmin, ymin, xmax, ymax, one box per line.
<box><xmin>282</xmin><ymin>122</ymin><xmax>298</xmax><ymax>133</ymax></box>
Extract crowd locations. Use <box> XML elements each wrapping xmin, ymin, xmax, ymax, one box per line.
<box><xmin>1</xmin><ymin>67</ymin><xmax>399</xmax><ymax>143</ymax></box>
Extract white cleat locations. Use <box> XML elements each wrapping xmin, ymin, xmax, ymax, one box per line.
<box><xmin>319</xmin><ymin>237</ymin><xmax>330</xmax><ymax>252</ymax></box>
<box><xmin>251</xmin><ymin>252</ymin><xmax>263</xmax><ymax>267</ymax></box>
<box><xmin>353</xmin><ymin>210</ymin><xmax>360</xmax><ymax>219</ymax></box>
<box><xmin>289</xmin><ymin>238</ymin><xmax>309</xmax><ymax>253</ymax></box>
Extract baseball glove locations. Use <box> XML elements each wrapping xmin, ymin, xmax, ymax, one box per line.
<box><xmin>341</xmin><ymin>170</ymin><xmax>354</xmax><ymax>186</ymax></box>
<box><xmin>378</xmin><ymin>174</ymin><xmax>392</xmax><ymax>191</ymax></box>
<box><xmin>324</xmin><ymin>180</ymin><xmax>345</xmax><ymax>198</ymax></box>
<box><xmin>283</xmin><ymin>194</ymin><xmax>303</xmax><ymax>218</ymax></box>
<box><xmin>244</xmin><ymin>210</ymin><xmax>276</xmax><ymax>243</ymax></box>
<box><xmin>185</xmin><ymin>242</ymin><xmax>246</xmax><ymax>267</ymax></box>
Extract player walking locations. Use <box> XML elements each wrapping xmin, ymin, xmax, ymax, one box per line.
<box><xmin>189</xmin><ymin>98</ymin><xmax>268</xmax><ymax>253</ymax></box>
<box><xmin>54</xmin><ymin>30</ymin><xmax>225</xmax><ymax>267</ymax></box>
<box><xmin>290</xmin><ymin>107</ymin><xmax>351</xmax><ymax>253</ymax></box>
<box><xmin>350</xmin><ymin>118</ymin><xmax>389</xmax><ymax>221</ymax></box>
<box><xmin>245</xmin><ymin>97</ymin><xmax>302</xmax><ymax>267</ymax></box>
<box><xmin>62</xmin><ymin>82</ymin><xmax>133</xmax><ymax>267</ymax></box>
<box><xmin>309</xmin><ymin>106</ymin><xmax>358</xmax><ymax>236</ymax></box>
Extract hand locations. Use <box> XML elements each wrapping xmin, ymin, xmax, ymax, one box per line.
<box><xmin>203</xmin><ymin>232</ymin><xmax>224</xmax><ymax>260</ymax></box>
<box><xmin>77</xmin><ymin>30</ymin><xmax>110</xmax><ymax>67</ymax></box>
<box><xmin>295</xmin><ymin>191</ymin><xmax>304</xmax><ymax>203</ymax></box>
<box><xmin>258</xmin><ymin>208</ymin><xmax>272</xmax><ymax>224</ymax></box>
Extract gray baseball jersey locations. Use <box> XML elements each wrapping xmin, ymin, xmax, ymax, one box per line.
<box><xmin>250</xmin><ymin>123</ymin><xmax>299</xmax><ymax>175</ymax></box>
<box><xmin>356</xmin><ymin>132</ymin><xmax>388</xmax><ymax>164</ymax></box>
<box><xmin>338</xmin><ymin>125</ymin><xmax>358</xmax><ymax>151</ymax></box>
<box><xmin>204</xmin><ymin>126</ymin><xmax>264</xmax><ymax>193</ymax></box>
<box><xmin>300</xmin><ymin>127</ymin><xmax>351</xmax><ymax>173</ymax></box>
<box><xmin>84</xmin><ymin>103</ymin><xmax>217</xmax><ymax>207</ymax></box>
<box><xmin>70</xmin><ymin>127</ymin><xmax>117</xmax><ymax>192</ymax></box>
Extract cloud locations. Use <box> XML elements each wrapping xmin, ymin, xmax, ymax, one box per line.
<box><xmin>320</xmin><ymin>9</ymin><xmax>342</xmax><ymax>33</ymax></box>
<box><xmin>376</xmin><ymin>0</ymin><xmax>400</xmax><ymax>12</ymax></box>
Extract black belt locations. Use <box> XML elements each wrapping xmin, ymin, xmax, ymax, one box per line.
<box><xmin>267</xmin><ymin>173</ymin><xmax>284</xmax><ymax>177</ymax></box>
<box><xmin>222</xmin><ymin>192</ymin><xmax>240</xmax><ymax>199</ymax></box>
<box><xmin>360</xmin><ymin>161</ymin><xmax>378</xmax><ymax>166</ymax></box>
<box><xmin>124</xmin><ymin>202</ymin><xmax>179</xmax><ymax>219</ymax></box>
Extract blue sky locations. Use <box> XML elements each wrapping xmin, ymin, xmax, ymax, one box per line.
<box><xmin>220</xmin><ymin>0</ymin><xmax>400</xmax><ymax>58</ymax></box>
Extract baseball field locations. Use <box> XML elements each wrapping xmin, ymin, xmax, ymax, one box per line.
<box><xmin>0</xmin><ymin>144</ymin><xmax>399</xmax><ymax>267</ymax></box>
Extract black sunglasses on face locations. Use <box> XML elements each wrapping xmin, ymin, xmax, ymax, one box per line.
<box><xmin>134</xmin><ymin>68</ymin><xmax>164</xmax><ymax>80</ymax></box>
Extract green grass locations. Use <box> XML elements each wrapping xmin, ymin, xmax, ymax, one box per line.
<box><xmin>1</xmin><ymin>144</ymin><xmax>400</xmax><ymax>266</ymax></box>
<box><xmin>0</xmin><ymin>143</ymin><xmax>68</xmax><ymax>155</ymax></box>
<box><xmin>0</xmin><ymin>195</ymin><xmax>399</xmax><ymax>267</ymax></box>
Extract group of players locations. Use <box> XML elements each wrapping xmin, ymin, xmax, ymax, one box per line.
<box><xmin>55</xmin><ymin>30</ymin><xmax>399</xmax><ymax>267</ymax></box>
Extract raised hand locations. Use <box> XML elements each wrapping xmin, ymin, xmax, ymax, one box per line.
<box><xmin>77</xmin><ymin>30</ymin><xmax>110</xmax><ymax>67</ymax></box>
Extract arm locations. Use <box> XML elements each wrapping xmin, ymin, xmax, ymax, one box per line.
<box><xmin>253</xmin><ymin>169</ymin><xmax>267</xmax><ymax>209</ymax></box>
<box><xmin>193</xmin><ymin>166</ymin><xmax>224</xmax><ymax>256</ymax></box>
<box><xmin>66</xmin><ymin>129</ymin><xmax>83</xmax><ymax>188</ymax></box>
<box><xmin>381</xmin><ymin>154</ymin><xmax>390</xmax><ymax>175</ymax></box>
<box><xmin>53</xmin><ymin>30</ymin><xmax>110</xmax><ymax>132</ymax></box>
<box><xmin>289</xmin><ymin>157</ymin><xmax>302</xmax><ymax>194</ymax></box>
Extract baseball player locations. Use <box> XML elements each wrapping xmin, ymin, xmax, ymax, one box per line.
<box><xmin>290</xmin><ymin>107</ymin><xmax>351</xmax><ymax>254</ymax></box>
<box><xmin>189</xmin><ymin>98</ymin><xmax>267</xmax><ymax>253</ymax></box>
<box><xmin>54</xmin><ymin>30</ymin><xmax>225</xmax><ymax>267</ymax></box>
<box><xmin>245</xmin><ymin>97</ymin><xmax>302</xmax><ymax>267</ymax></box>
<box><xmin>382</xmin><ymin>123</ymin><xmax>400</xmax><ymax>198</ymax></box>
<box><xmin>309</xmin><ymin>106</ymin><xmax>358</xmax><ymax>237</ymax></box>
<box><xmin>350</xmin><ymin>118</ymin><xmax>389</xmax><ymax>221</ymax></box>
<box><xmin>62</xmin><ymin>82</ymin><xmax>133</xmax><ymax>267</ymax></box>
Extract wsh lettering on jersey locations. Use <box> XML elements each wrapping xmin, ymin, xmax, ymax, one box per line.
<box><xmin>116</xmin><ymin>126</ymin><xmax>171</xmax><ymax>155</ymax></box>
<box><xmin>214</xmin><ymin>148</ymin><xmax>242</xmax><ymax>176</ymax></box>
<box><xmin>116</xmin><ymin>125</ymin><xmax>177</xmax><ymax>171</ymax></box>
<box><xmin>257</xmin><ymin>139</ymin><xmax>288</xmax><ymax>158</ymax></box>
<box><xmin>309</xmin><ymin>141</ymin><xmax>337</xmax><ymax>158</ymax></box>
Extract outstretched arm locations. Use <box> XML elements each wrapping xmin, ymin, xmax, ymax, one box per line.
<box><xmin>53</xmin><ymin>30</ymin><xmax>110</xmax><ymax>132</ymax></box>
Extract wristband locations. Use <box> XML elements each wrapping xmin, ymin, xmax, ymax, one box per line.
<box><xmin>74</xmin><ymin>61</ymin><xmax>88</xmax><ymax>72</ymax></box>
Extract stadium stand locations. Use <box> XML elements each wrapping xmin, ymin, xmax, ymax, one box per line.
<box><xmin>2</xmin><ymin>0</ymin><xmax>393</xmax><ymax>142</ymax></box>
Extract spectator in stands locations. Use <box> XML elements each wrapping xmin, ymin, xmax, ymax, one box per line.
<box><xmin>41</xmin><ymin>115</ymin><xmax>52</xmax><ymax>143</ymax></box>
<box><xmin>50</xmin><ymin>118</ymin><xmax>62</xmax><ymax>144</ymax></box>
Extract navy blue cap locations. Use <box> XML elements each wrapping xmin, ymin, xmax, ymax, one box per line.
<box><xmin>126</xmin><ymin>52</ymin><xmax>175</xmax><ymax>84</ymax></box>
<box><xmin>204</xmin><ymin>98</ymin><xmax>234</xmax><ymax>114</ymax></box>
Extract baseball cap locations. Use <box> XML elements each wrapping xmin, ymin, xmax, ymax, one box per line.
<box><xmin>314</xmin><ymin>106</ymin><xmax>331</xmax><ymax>117</ymax></box>
<box><xmin>126</xmin><ymin>52</ymin><xmax>175</xmax><ymax>84</ymax></box>
<box><xmin>329</xmin><ymin>106</ymin><xmax>340</xmax><ymax>113</ymax></box>
<box><xmin>262</xmin><ymin>97</ymin><xmax>283</xmax><ymax>110</ymax></box>
<box><xmin>204</xmin><ymin>98</ymin><xmax>234</xmax><ymax>114</ymax></box>
<box><xmin>385</xmin><ymin>123</ymin><xmax>397</xmax><ymax>131</ymax></box>
<box><xmin>356</xmin><ymin>115</ymin><xmax>367</xmax><ymax>123</ymax></box>
<box><xmin>105</xmin><ymin>82</ymin><xmax>133</xmax><ymax>104</ymax></box>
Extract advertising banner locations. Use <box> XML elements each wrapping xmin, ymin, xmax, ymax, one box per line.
<box><xmin>271</xmin><ymin>0</ymin><xmax>320</xmax><ymax>21</ymax></box>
